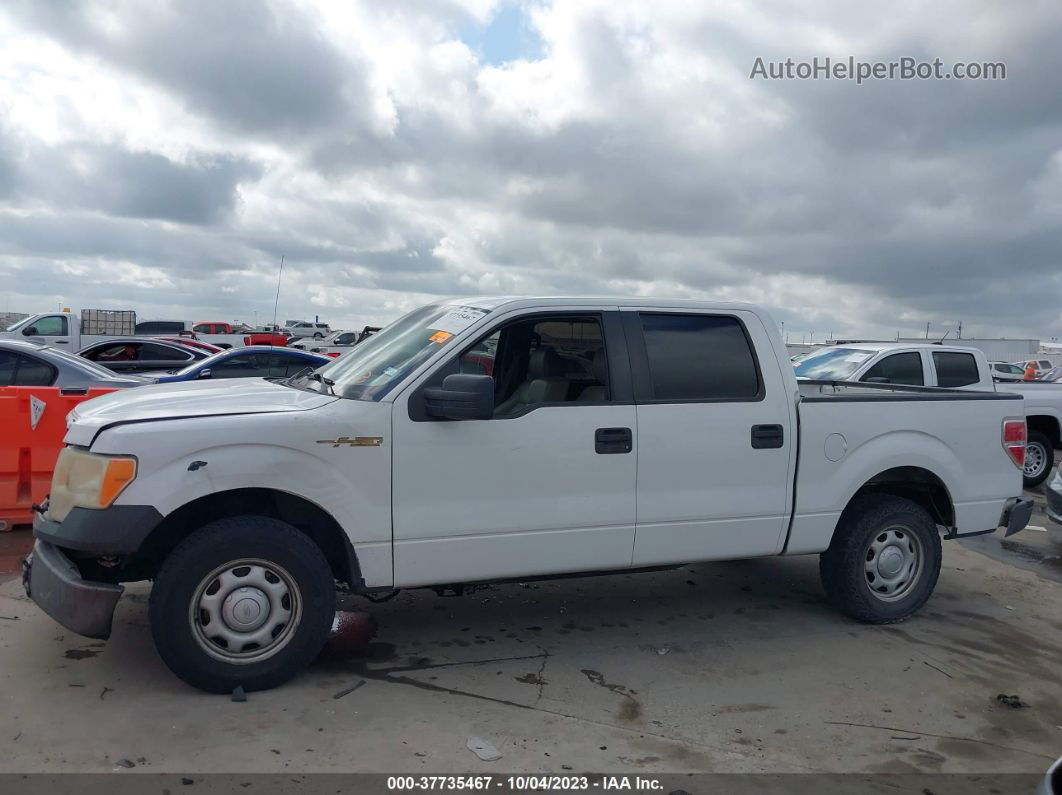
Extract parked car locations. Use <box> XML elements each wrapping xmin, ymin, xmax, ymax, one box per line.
<box><xmin>142</xmin><ymin>345</ymin><xmax>330</xmax><ymax>383</ymax></box>
<box><xmin>795</xmin><ymin>343</ymin><xmax>1062</xmax><ymax>487</ymax></box>
<box><xmin>1046</xmin><ymin>464</ymin><xmax>1062</xmax><ymax>528</ymax></box>
<box><xmin>285</xmin><ymin>321</ymin><xmax>332</xmax><ymax>340</ymax></box>
<box><xmin>989</xmin><ymin>361</ymin><xmax>1027</xmax><ymax>382</ymax></box>
<box><xmin>0</xmin><ymin>340</ymin><xmax>147</xmax><ymax>389</ymax></box>
<box><xmin>134</xmin><ymin>320</ymin><xmax>192</xmax><ymax>336</ymax></box>
<box><xmin>78</xmin><ymin>337</ymin><xmax>210</xmax><ymax>374</ymax></box>
<box><xmin>192</xmin><ymin>322</ymin><xmax>252</xmax><ymax>335</ymax></box>
<box><xmin>154</xmin><ymin>337</ymin><xmax>224</xmax><ymax>354</ymax></box>
<box><xmin>1015</xmin><ymin>359</ymin><xmax>1055</xmax><ymax>379</ymax></box>
<box><xmin>24</xmin><ymin>297</ymin><xmax>1030</xmax><ymax>693</ymax></box>
<box><xmin>1040</xmin><ymin>366</ymin><xmax>1062</xmax><ymax>383</ymax></box>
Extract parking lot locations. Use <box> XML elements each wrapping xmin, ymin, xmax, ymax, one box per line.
<box><xmin>0</xmin><ymin>478</ymin><xmax>1058</xmax><ymax>777</ymax></box>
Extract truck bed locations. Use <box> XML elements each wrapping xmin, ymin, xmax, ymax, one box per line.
<box><xmin>787</xmin><ymin>379</ymin><xmax>1024</xmax><ymax>554</ymax></box>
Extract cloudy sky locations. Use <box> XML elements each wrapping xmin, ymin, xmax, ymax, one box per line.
<box><xmin>1</xmin><ymin>0</ymin><xmax>1060</xmax><ymax>341</ymax></box>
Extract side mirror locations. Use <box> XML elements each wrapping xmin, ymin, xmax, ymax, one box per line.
<box><xmin>423</xmin><ymin>374</ymin><xmax>494</xmax><ymax>420</ymax></box>
<box><xmin>197</xmin><ymin>369</ymin><xmax>212</xmax><ymax>379</ymax></box>
<box><xmin>23</xmin><ymin>326</ymin><xmax>38</xmax><ymax>336</ymax></box>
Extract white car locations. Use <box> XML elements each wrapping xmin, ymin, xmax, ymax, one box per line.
<box><xmin>989</xmin><ymin>361</ymin><xmax>1026</xmax><ymax>382</ymax></box>
<box><xmin>289</xmin><ymin>329</ymin><xmax>358</xmax><ymax>353</ymax></box>
<box><xmin>1015</xmin><ymin>359</ymin><xmax>1055</xmax><ymax>379</ymax></box>
<box><xmin>795</xmin><ymin>343</ymin><xmax>1062</xmax><ymax>487</ymax></box>
<box><xmin>285</xmin><ymin>321</ymin><xmax>332</xmax><ymax>340</ymax></box>
<box><xmin>25</xmin><ymin>297</ymin><xmax>1030</xmax><ymax>692</ymax></box>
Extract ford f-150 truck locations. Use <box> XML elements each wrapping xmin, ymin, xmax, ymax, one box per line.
<box><xmin>794</xmin><ymin>343</ymin><xmax>1062</xmax><ymax>487</ymax></box>
<box><xmin>23</xmin><ymin>298</ymin><xmax>1032</xmax><ymax>693</ymax></box>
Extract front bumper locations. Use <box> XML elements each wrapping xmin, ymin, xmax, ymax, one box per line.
<box><xmin>1046</xmin><ymin>467</ymin><xmax>1062</xmax><ymax>526</ymax></box>
<box><xmin>22</xmin><ymin>540</ymin><xmax>123</xmax><ymax>640</ymax></box>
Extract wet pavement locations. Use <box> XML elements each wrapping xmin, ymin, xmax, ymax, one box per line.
<box><xmin>0</xmin><ymin>472</ymin><xmax>1059</xmax><ymax>776</ymax></box>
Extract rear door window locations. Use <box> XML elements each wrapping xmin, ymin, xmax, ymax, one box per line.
<box><xmin>141</xmin><ymin>343</ymin><xmax>193</xmax><ymax>362</ymax></box>
<box><xmin>638</xmin><ymin>313</ymin><xmax>761</xmax><ymax>401</ymax></box>
<box><xmin>212</xmin><ymin>352</ymin><xmax>274</xmax><ymax>377</ymax></box>
<box><xmin>862</xmin><ymin>352</ymin><xmax>924</xmax><ymax>386</ymax></box>
<box><xmin>933</xmin><ymin>352</ymin><xmax>980</xmax><ymax>387</ymax></box>
<box><xmin>15</xmin><ymin>354</ymin><xmax>56</xmax><ymax>385</ymax></box>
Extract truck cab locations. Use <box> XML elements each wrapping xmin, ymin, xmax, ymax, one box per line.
<box><xmin>2</xmin><ymin>313</ymin><xmax>76</xmax><ymax>348</ymax></box>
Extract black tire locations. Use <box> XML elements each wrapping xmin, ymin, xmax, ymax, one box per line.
<box><xmin>313</xmin><ymin>332</ymin><xmax>324</xmax><ymax>339</ymax></box>
<box><xmin>1023</xmin><ymin>430</ymin><xmax>1053</xmax><ymax>489</ymax></box>
<box><xmin>149</xmin><ymin>516</ymin><xmax>335</xmax><ymax>693</ymax></box>
<box><xmin>819</xmin><ymin>494</ymin><xmax>941</xmax><ymax>624</ymax></box>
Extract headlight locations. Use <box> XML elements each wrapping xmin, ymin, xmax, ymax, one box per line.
<box><xmin>49</xmin><ymin>448</ymin><xmax>137</xmax><ymax>522</ymax></box>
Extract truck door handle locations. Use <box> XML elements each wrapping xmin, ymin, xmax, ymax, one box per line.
<box><xmin>595</xmin><ymin>427</ymin><xmax>632</xmax><ymax>454</ymax></box>
<box><xmin>751</xmin><ymin>424</ymin><xmax>784</xmax><ymax>449</ymax></box>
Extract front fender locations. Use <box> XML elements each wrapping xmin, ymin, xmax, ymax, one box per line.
<box><xmin>87</xmin><ymin>404</ymin><xmax>394</xmax><ymax>586</ymax></box>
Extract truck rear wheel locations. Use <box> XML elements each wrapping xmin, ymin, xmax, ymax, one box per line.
<box><xmin>819</xmin><ymin>494</ymin><xmax>941</xmax><ymax>623</ymax></box>
<box><xmin>1023</xmin><ymin>430</ymin><xmax>1053</xmax><ymax>488</ymax></box>
<box><xmin>149</xmin><ymin>516</ymin><xmax>335</xmax><ymax>693</ymax></box>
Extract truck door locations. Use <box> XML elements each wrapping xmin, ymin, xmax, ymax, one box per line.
<box><xmin>390</xmin><ymin>308</ymin><xmax>637</xmax><ymax>586</ymax></box>
<box><xmin>624</xmin><ymin>309</ymin><xmax>796</xmax><ymax>565</ymax></box>
<box><xmin>20</xmin><ymin>314</ymin><xmax>72</xmax><ymax>347</ymax></box>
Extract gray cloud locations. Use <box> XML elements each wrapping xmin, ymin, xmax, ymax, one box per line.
<box><xmin>7</xmin><ymin>0</ymin><xmax>368</xmax><ymax>138</ymax></box>
<box><xmin>0</xmin><ymin>0</ymin><xmax>1060</xmax><ymax>338</ymax></box>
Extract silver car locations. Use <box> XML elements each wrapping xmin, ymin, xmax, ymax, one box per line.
<box><xmin>0</xmin><ymin>339</ymin><xmax>147</xmax><ymax>389</ymax></box>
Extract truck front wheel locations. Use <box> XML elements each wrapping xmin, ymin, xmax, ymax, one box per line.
<box><xmin>149</xmin><ymin>516</ymin><xmax>335</xmax><ymax>693</ymax></box>
<box><xmin>819</xmin><ymin>495</ymin><xmax>941</xmax><ymax>623</ymax></box>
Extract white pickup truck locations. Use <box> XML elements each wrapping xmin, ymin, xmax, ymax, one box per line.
<box><xmin>794</xmin><ymin>343</ymin><xmax>1062</xmax><ymax>487</ymax></box>
<box><xmin>24</xmin><ymin>297</ymin><xmax>1031</xmax><ymax>693</ymax></box>
<box><xmin>2</xmin><ymin>312</ymin><xmax>248</xmax><ymax>351</ymax></box>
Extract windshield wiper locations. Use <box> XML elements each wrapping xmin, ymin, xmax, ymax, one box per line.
<box><xmin>307</xmin><ymin>371</ymin><xmax>336</xmax><ymax>394</ymax></box>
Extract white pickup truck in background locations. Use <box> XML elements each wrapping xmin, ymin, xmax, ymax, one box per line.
<box><xmin>1</xmin><ymin>312</ymin><xmax>249</xmax><ymax>351</ymax></box>
<box><xmin>795</xmin><ymin>343</ymin><xmax>1062</xmax><ymax>486</ymax></box>
<box><xmin>23</xmin><ymin>297</ymin><xmax>1031</xmax><ymax>693</ymax></box>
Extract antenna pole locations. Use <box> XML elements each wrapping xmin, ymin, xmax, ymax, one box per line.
<box><xmin>271</xmin><ymin>256</ymin><xmax>285</xmax><ymax>349</ymax></box>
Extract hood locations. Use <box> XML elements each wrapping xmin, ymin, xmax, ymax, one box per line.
<box><xmin>66</xmin><ymin>378</ymin><xmax>338</xmax><ymax>446</ymax></box>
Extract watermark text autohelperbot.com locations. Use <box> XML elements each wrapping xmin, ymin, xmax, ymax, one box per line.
<box><xmin>750</xmin><ymin>56</ymin><xmax>1006</xmax><ymax>85</ymax></box>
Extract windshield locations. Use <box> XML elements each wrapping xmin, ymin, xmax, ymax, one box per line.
<box><xmin>793</xmin><ymin>347</ymin><xmax>876</xmax><ymax>380</ymax></box>
<box><xmin>315</xmin><ymin>303</ymin><xmax>489</xmax><ymax>400</ymax></box>
<box><xmin>6</xmin><ymin>316</ymin><xmax>32</xmax><ymax>332</ymax></box>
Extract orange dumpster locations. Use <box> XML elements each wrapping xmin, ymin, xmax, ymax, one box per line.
<box><xmin>0</xmin><ymin>387</ymin><xmax>118</xmax><ymax>530</ymax></box>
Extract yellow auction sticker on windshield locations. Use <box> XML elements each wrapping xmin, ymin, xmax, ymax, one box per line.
<box><xmin>429</xmin><ymin>331</ymin><xmax>453</xmax><ymax>344</ymax></box>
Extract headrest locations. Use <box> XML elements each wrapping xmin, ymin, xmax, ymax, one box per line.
<box><xmin>529</xmin><ymin>347</ymin><xmax>564</xmax><ymax>378</ymax></box>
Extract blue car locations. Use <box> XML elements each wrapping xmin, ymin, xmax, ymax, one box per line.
<box><xmin>143</xmin><ymin>345</ymin><xmax>331</xmax><ymax>383</ymax></box>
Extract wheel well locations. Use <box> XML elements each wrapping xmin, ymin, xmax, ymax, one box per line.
<box><xmin>139</xmin><ymin>488</ymin><xmax>361</xmax><ymax>587</ymax></box>
<box><xmin>845</xmin><ymin>467</ymin><xmax>954</xmax><ymax>528</ymax></box>
<box><xmin>1027</xmin><ymin>415</ymin><xmax>1061</xmax><ymax>447</ymax></box>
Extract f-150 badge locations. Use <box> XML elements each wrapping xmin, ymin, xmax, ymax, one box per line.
<box><xmin>316</xmin><ymin>436</ymin><xmax>383</xmax><ymax>447</ymax></box>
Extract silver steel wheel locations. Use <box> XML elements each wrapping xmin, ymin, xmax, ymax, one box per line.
<box><xmin>190</xmin><ymin>559</ymin><xmax>302</xmax><ymax>664</ymax></box>
<box><xmin>863</xmin><ymin>525</ymin><xmax>924</xmax><ymax>603</ymax></box>
<box><xmin>1024</xmin><ymin>441</ymin><xmax>1047</xmax><ymax>479</ymax></box>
